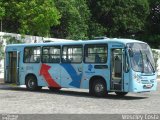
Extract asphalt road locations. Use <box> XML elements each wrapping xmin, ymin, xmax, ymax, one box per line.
<box><xmin>0</xmin><ymin>81</ymin><xmax>160</xmax><ymax>114</ymax></box>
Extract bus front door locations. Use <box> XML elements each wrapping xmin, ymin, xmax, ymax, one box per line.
<box><xmin>110</xmin><ymin>48</ymin><xmax>124</xmax><ymax>91</ymax></box>
<box><xmin>5</xmin><ymin>51</ymin><xmax>20</xmax><ymax>84</ymax></box>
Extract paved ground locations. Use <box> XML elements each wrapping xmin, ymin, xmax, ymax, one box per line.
<box><xmin>0</xmin><ymin>81</ymin><xmax>160</xmax><ymax>114</ymax></box>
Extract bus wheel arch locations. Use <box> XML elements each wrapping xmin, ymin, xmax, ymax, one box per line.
<box><xmin>89</xmin><ymin>76</ymin><xmax>107</xmax><ymax>97</ymax></box>
<box><xmin>25</xmin><ymin>74</ymin><xmax>42</xmax><ymax>91</ymax></box>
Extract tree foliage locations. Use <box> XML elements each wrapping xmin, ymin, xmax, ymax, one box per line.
<box><xmin>136</xmin><ymin>0</ymin><xmax>160</xmax><ymax>48</ymax></box>
<box><xmin>2</xmin><ymin>0</ymin><xmax>60</xmax><ymax>36</ymax></box>
<box><xmin>88</xmin><ymin>20</ymin><xmax>107</xmax><ymax>39</ymax></box>
<box><xmin>0</xmin><ymin>1</ymin><xmax>5</xmax><ymax>19</ymax></box>
<box><xmin>0</xmin><ymin>0</ymin><xmax>160</xmax><ymax>48</ymax></box>
<box><xmin>88</xmin><ymin>0</ymin><xmax>149</xmax><ymax>37</ymax></box>
<box><xmin>52</xmin><ymin>0</ymin><xmax>90</xmax><ymax>40</ymax></box>
<box><xmin>148</xmin><ymin>0</ymin><xmax>160</xmax><ymax>34</ymax></box>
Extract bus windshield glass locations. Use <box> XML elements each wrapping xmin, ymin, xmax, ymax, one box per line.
<box><xmin>127</xmin><ymin>43</ymin><xmax>155</xmax><ymax>74</ymax></box>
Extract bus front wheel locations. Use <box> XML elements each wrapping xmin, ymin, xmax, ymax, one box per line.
<box><xmin>26</xmin><ymin>75</ymin><xmax>41</xmax><ymax>91</ymax></box>
<box><xmin>92</xmin><ymin>79</ymin><xmax>107</xmax><ymax>97</ymax></box>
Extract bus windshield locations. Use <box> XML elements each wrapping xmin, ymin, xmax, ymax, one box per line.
<box><xmin>127</xmin><ymin>43</ymin><xmax>155</xmax><ymax>74</ymax></box>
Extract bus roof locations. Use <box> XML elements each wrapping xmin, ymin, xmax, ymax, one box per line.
<box><xmin>6</xmin><ymin>38</ymin><xmax>145</xmax><ymax>47</ymax></box>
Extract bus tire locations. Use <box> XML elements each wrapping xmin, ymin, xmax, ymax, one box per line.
<box><xmin>89</xmin><ymin>88</ymin><xmax>94</xmax><ymax>96</ymax></box>
<box><xmin>26</xmin><ymin>75</ymin><xmax>39</xmax><ymax>91</ymax></box>
<box><xmin>49</xmin><ymin>87</ymin><xmax>61</xmax><ymax>92</ymax></box>
<box><xmin>92</xmin><ymin>79</ymin><xmax>107</xmax><ymax>97</ymax></box>
<box><xmin>115</xmin><ymin>92</ymin><xmax>128</xmax><ymax>96</ymax></box>
<box><xmin>37</xmin><ymin>86</ymin><xmax>42</xmax><ymax>90</ymax></box>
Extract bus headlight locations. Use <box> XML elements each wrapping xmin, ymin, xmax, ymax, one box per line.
<box><xmin>134</xmin><ymin>74</ymin><xmax>141</xmax><ymax>83</ymax></box>
<box><xmin>150</xmin><ymin>79</ymin><xmax>155</xmax><ymax>83</ymax></box>
<box><xmin>136</xmin><ymin>78</ymin><xmax>141</xmax><ymax>83</ymax></box>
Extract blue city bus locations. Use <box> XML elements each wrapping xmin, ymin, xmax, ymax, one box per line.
<box><xmin>4</xmin><ymin>38</ymin><xmax>157</xmax><ymax>97</ymax></box>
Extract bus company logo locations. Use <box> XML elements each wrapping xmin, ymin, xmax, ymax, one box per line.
<box><xmin>85</xmin><ymin>64</ymin><xmax>95</xmax><ymax>73</ymax></box>
<box><xmin>88</xmin><ymin>64</ymin><xmax>93</xmax><ymax>71</ymax></box>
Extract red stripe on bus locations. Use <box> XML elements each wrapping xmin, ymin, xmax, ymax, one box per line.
<box><xmin>40</xmin><ymin>64</ymin><xmax>61</xmax><ymax>88</ymax></box>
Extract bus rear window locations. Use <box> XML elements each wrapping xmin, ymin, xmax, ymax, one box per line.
<box><xmin>24</xmin><ymin>47</ymin><xmax>41</xmax><ymax>63</ymax></box>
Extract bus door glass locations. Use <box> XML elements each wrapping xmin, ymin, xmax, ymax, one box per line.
<box><xmin>5</xmin><ymin>51</ymin><xmax>20</xmax><ymax>84</ymax></box>
<box><xmin>110</xmin><ymin>47</ymin><xmax>124</xmax><ymax>91</ymax></box>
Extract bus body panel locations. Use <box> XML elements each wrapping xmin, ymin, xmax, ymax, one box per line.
<box><xmin>39</xmin><ymin>63</ymin><xmax>61</xmax><ymax>87</ymax></box>
<box><xmin>82</xmin><ymin>63</ymin><xmax>109</xmax><ymax>89</ymax></box>
<box><xmin>123</xmin><ymin>72</ymin><xmax>130</xmax><ymax>92</ymax></box>
<box><xmin>21</xmin><ymin>64</ymin><xmax>47</xmax><ymax>86</ymax></box>
<box><xmin>60</xmin><ymin>63</ymin><xmax>83</xmax><ymax>88</ymax></box>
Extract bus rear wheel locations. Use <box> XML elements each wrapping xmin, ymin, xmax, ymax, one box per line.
<box><xmin>91</xmin><ymin>79</ymin><xmax>107</xmax><ymax>97</ymax></box>
<box><xmin>26</xmin><ymin>75</ymin><xmax>41</xmax><ymax>91</ymax></box>
<box><xmin>115</xmin><ymin>92</ymin><xmax>128</xmax><ymax>96</ymax></box>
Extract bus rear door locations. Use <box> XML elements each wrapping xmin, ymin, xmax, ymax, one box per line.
<box><xmin>5</xmin><ymin>51</ymin><xmax>20</xmax><ymax>85</ymax></box>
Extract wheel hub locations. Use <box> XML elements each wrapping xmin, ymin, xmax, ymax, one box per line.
<box><xmin>28</xmin><ymin>79</ymin><xmax>35</xmax><ymax>88</ymax></box>
<box><xmin>95</xmin><ymin>84</ymin><xmax>104</xmax><ymax>93</ymax></box>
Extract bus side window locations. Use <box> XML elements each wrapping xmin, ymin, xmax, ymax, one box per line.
<box><xmin>84</xmin><ymin>44</ymin><xmax>107</xmax><ymax>63</ymax></box>
<box><xmin>62</xmin><ymin>45</ymin><xmax>82</xmax><ymax>63</ymax></box>
<box><xmin>42</xmin><ymin>46</ymin><xmax>60</xmax><ymax>63</ymax></box>
<box><xmin>95</xmin><ymin>54</ymin><xmax>101</xmax><ymax>63</ymax></box>
<box><xmin>24</xmin><ymin>47</ymin><xmax>40</xmax><ymax>63</ymax></box>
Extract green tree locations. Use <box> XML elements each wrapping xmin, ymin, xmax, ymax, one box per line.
<box><xmin>147</xmin><ymin>0</ymin><xmax>160</xmax><ymax>34</ymax></box>
<box><xmin>88</xmin><ymin>20</ymin><xmax>107</xmax><ymax>39</ymax></box>
<box><xmin>2</xmin><ymin>0</ymin><xmax>60</xmax><ymax>36</ymax></box>
<box><xmin>88</xmin><ymin>0</ymin><xmax>149</xmax><ymax>37</ymax></box>
<box><xmin>136</xmin><ymin>0</ymin><xmax>160</xmax><ymax>48</ymax></box>
<box><xmin>0</xmin><ymin>1</ymin><xmax>5</xmax><ymax>20</ymax></box>
<box><xmin>52</xmin><ymin>0</ymin><xmax>90</xmax><ymax>40</ymax></box>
